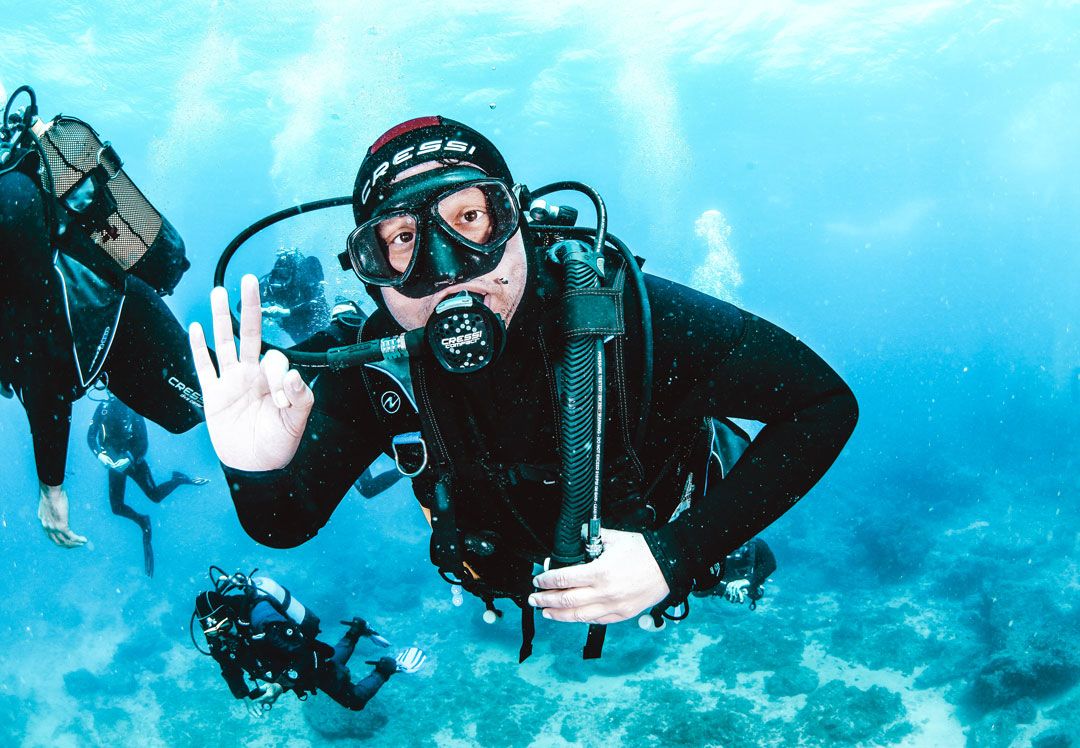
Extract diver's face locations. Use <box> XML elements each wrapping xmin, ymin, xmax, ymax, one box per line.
<box><xmin>204</xmin><ymin>618</ymin><xmax>233</xmax><ymax>638</ymax></box>
<box><xmin>378</xmin><ymin>162</ymin><xmax>527</xmax><ymax>331</ymax></box>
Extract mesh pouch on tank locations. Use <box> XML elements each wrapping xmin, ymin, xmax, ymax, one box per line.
<box><xmin>39</xmin><ymin>116</ymin><xmax>188</xmax><ymax>294</ymax></box>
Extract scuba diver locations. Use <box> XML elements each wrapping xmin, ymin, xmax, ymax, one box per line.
<box><xmin>0</xmin><ymin>85</ymin><xmax>205</xmax><ymax>549</ymax></box>
<box><xmin>190</xmin><ymin>116</ymin><xmax>858</xmax><ymax>660</ymax></box>
<box><xmin>250</xmin><ymin>247</ymin><xmax>330</xmax><ymax>345</ymax></box>
<box><xmin>87</xmin><ymin>393</ymin><xmax>209</xmax><ymax>577</ymax></box>
<box><xmin>193</xmin><ymin>569</ymin><xmax>425</xmax><ymax>714</ymax></box>
<box><xmin>694</xmin><ymin>538</ymin><xmax>776</xmax><ymax>608</ymax></box>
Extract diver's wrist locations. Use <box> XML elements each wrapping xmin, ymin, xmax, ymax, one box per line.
<box><xmin>39</xmin><ymin>482</ymin><xmax>64</xmax><ymax>498</ymax></box>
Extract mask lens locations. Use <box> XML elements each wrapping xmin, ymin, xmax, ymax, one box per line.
<box><xmin>345</xmin><ymin>179</ymin><xmax>518</xmax><ymax>288</ymax></box>
<box><xmin>434</xmin><ymin>182</ymin><xmax>516</xmax><ymax>252</ymax></box>
<box><xmin>347</xmin><ymin>211</ymin><xmax>418</xmax><ymax>285</ymax></box>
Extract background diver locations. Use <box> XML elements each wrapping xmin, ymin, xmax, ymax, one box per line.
<box><xmin>250</xmin><ymin>247</ymin><xmax>330</xmax><ymax>345</ymax></box>
<box><xmin>194</xmin><ymin>570</ymin><xmax>425</xmax><ymax>715</ymax></box>
<box><xmin>190</xmin><ymin>116</ymin><xmax>857</xmax><ymax>654</ymax></box>
<box><xmin>87</xmin><ymin>393</ymin><xmax>209</xmax><ymax>577</ymax></box>
<box><xmin>0</xmin><ymin>85</ymin><xmax>206</xmax><ymax>549</ymax></box>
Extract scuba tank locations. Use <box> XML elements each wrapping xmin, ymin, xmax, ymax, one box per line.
<box><xmin>249</xmin><ymin>575</ymin><xmax>321</xmax><ymax>640</ymax></box>
<box><xmin>2</xmin><ymin>85</ymin><xmax>190</xmax><ymax>297</ymax></box>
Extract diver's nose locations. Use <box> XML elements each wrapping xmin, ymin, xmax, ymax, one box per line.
<box><xmin>420</xmin><ymin>227</ymin><xmax>471</xmax><ymax>288</ymax></box>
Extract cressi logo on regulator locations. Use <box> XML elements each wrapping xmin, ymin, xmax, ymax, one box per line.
<box><xmin>424</xmin><ymin>292</ymin><xmax>506</xmax><ymax>374</ymax></box>
<box><xmin>441</xmin><ymin>330</ymin><xmax>483</xmax><ymax>350</ymax></box>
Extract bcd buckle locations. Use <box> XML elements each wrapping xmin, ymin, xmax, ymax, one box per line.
<box><xmin>391</xmin><ymin>431</ymin><xmax>428</xmax><ymax>477</ymax></box>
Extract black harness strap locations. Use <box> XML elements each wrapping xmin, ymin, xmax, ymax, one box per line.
<box><xmin>583</xmin><ymin>623</ymin><xmax>607</xmax><ymax>660</ymax></box>
<box><xmin>519</xmin><ymin>604</ymin><xmax>535</xmax><ymax>663</ymax></box>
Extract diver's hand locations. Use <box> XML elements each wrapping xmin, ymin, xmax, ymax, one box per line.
<box><xmin>529</xmin><ymin>528</ymin><xmax>669</xmax><ymax>625</ymax></box>
<box><xmin>37</xmin><ymin>483</ymin><xmax>88</xmax><ymax>548</ymax></box>
<box><xmin>96</xmin><ymin>451</ymin><xmax>132</xmax><ymax>471</ymax></box>
<box><xmin>189</xmin><ymin>274</ymin><xmax>315</xmax><ymax>471</ymax></box>
<box><xmin>246</xmin><ymin>682</ymin><xmax>283</xmax><ymax>717</ymax></box>
<box><xmin>724</xmin><ymin>579</ymin><xmax>751</xmax><ymax>604</ymax></box>
<box><xmin>261</xmin><ymin>304</ymin><xmax>291</xmax><ymax>319</ymax></box>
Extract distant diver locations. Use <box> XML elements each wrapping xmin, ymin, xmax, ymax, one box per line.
<box><xmin>193</xmin><ymin>569</ymin><xmax>425</xmax><ymax>714</ymax></box>
<box><xmin>0</xmin><ymin>84</ymin><xmax>206</xmax><ymax>549</ymax></box>
<box><xmin>248</xmin><ymin>247</ymin><xmax>331</xmax><ymax>345</ymax></box>
<box><xmin>87</xmin><ymin>393</ymin><xmax>208</xmax><ymax>577</ymax></box>
<box><xmin>696</xmin><ymin>538</ymin><xmax>776</xmax><ymax>608</ymax></box>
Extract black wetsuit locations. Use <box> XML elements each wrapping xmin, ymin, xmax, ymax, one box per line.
<box><xmin>0</xmin><ymin>169</ymin><xmax>203</xmax><ymax>488</ymax></box>
<box><xmin>209</xmin><ymin>601</ymin><xmax>392</xmax><ymax>711</ymax></box>
<box><xmin>225</xmin><ymin>260</ymin><xmax>858</xmax><ymax>605</ymax></box>
<box><xmin>87</xmin><ymin>397</ymin><xmax>199</xmax><ymax>576</ymax></box>
<box><xmin>290</xmin><ymin>304</ymin><xmax>405</xmax><ymax>501</ymax></box>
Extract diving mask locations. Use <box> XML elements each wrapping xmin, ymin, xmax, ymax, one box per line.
<box><xmin>343</xmin><ymin>167</ymin><xmax>520</xmax><ymax>298</ymax></box>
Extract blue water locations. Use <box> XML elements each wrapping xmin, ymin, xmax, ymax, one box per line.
<box><xmin>2</xmin><ymin>2</ymin><xmax>1078</xmax><ymax>746</ymax></box>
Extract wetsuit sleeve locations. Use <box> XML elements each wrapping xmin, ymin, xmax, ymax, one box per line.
<box><xmin>209</xmin><ymin>645</ymin><xmax>254</xmax><ymax>699</ymax></box>
<box><xmin>87</xmin><ymin>408</ymin><xmax>105</xmax><ymax>455</ymax></box>
<box><xmin>0</xmin><ymin>170</ymin><xmax>76</xmax><ymax>487</ymax></box>
<box><xmin>23</xmin><ymin>385</ymin><xmax>73</xmax><ymax>486</ymax></box>
<box><xmin>223</xmin><ymin>369</ymin><xmax>384</xmax><ymax>548</ymax></box>
<box><xmin>641</xmin><ymin>278</ymin><xmax>858</xmax><ymax>600</ymax></box>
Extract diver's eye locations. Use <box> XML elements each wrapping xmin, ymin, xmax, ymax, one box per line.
<box><xmin>389</xmin><ymin>230</ymin><xmax>415</xmax><ymax>246</ymax></box>
<box><xmin>461</xmin><ymin>209</ymin><xmax>486</xmax><ymax>224</ymax></box>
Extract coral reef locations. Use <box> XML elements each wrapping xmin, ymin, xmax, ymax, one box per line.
<box><xmin>764</xmin><ymin>664</ymin><xmax>820</xmax><ymax>697</ymax></box>
<box><xmin>796</xmin><ymin>680</ymin><xmax>912</xmax><ymax>746</ymax></box>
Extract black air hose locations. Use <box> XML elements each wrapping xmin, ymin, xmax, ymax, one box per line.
<box><xmin>549</xmin><ymin>242</ymin><xmax>605</xmax><ymax>566</ymax></box>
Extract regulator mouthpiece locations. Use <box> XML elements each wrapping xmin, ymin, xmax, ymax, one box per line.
<box><xmin>424</xmin><ymin>291</ymin><xmax>505</xmax><ymax>373</ymax></box>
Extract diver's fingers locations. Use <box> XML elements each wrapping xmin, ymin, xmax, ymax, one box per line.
<box><xmin>588</xmin><ymin>613</ymin><xmax>629</xmax><ymax>626</ymax></box>
<box><xmin>210</xmin><ymin>286</ymin><xmax>239</xmax><ymax>369</ymax></box>
<box><xmin>260</xmin><ymin>349</ymin><xmax>291</xmax><ymax>409</ymax></box>
<box><xmin>237</xmin><ymin>274</ymin><xmax>263</xmax><ymax>365</ymax></box>
<box><xmin>188</xmin><ymin>322</ymin><xmax>219</xmax><ymax>386</ymax></box>
<box><xmin>541</xmin><ymin>602</ymin><xmax>611</xmax><ymax>624</ymax></box>
<box><xmin>528</xmin><ymin>586</ymin><xmax>603</xmax><ymax>611</ymax></box>
<box><xmin>281</xmin><ymin>369</ymin><xmax>314</xmax><ymax>410</ymax></box>
<box><xmin>533</xmin><ymin>561</ymin><xmax>598</xmax><ymax>591</ymax></box>
<box><xmin>62</xmin><ymin>530</ymin><xmax>88</xmax><ymax>548</ymax></box>
<box><xmin>47</xmin><ymin>527</ymin><xmax>86</xmax><ymax>548</ymax></box>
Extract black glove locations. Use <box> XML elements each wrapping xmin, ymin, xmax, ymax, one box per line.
<box><xmin>374</xmin><ymin>656</ymin><xmax>398</xmax><ymax>679</ymax></box>
<box><xmin>340</xmin><ymin>617</ymin><xmax>370</xmax><ymax>635</ymax></box>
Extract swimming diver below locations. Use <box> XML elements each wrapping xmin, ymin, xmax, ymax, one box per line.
<box><xmin>88</xmin><ymin>393</ymin><xmax>208</xmax><ymax>577</ymax></box>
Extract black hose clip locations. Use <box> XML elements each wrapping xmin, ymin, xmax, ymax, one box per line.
<box><xmin>547</xmin><ymin>239</ymin><xmax>605</xmax><ymax>279</ymax></box>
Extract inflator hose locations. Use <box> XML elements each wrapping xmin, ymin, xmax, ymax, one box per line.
<box><xmin>550</xmin><ymin>245</ymin><xmax>605</xmax><ymax>566</ymax></box>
